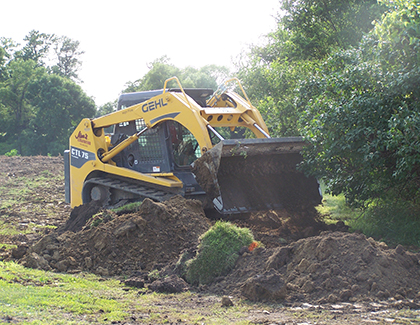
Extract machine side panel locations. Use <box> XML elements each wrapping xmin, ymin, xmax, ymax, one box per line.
<box><xmin>64</xmin><ymin>150</ymin><xmax>70</xmax><ymax>204</ymax></box>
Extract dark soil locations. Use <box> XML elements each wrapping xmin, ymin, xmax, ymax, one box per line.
<box><xmin>2</xmin><ymin>156</ymin><xmax>420</xmax><ymax>324</ymax></box>
<box><xmin>206</xmin><ymin>231</ymin><xmax>420</xmax><ymax>304</ymax></box>
<box><xmin>0</xmin><ymin>155</ymin><xmax>71</xmax><ymax>246</ymax></box>
<box><xmin>21</xmin><ymin>196</ymin><xmax>210</xmax><ymax>276</ymax></box>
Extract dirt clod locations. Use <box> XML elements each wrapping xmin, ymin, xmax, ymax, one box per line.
<box><xmin>60</xmin><ymin>200</ymin><xmax>102</xmax><ymax>233</ymax></box>
<box><xmin>221</xmin><ymin>296</ymin><xmax>234</xmax><ymax>307</ymax></box>
<box><xmin>149</xmin><ymin>275</ymin><xmax>189</xmax><ymax>293</ymax></box>
<box><xmin>124</xmin><ymin>277</ymin><xmax>145</xmax><ymax>289</ymax></box>
<box><xmin>241</xmin><ymin>269</ymin><xmax>287</xmax><ymax>302</ymax></box>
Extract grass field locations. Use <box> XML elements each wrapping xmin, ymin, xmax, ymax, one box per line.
<box><xmin>0</xmin><ymin>261</ymin><xmax>281</xmax><ymax>325</ymax></box>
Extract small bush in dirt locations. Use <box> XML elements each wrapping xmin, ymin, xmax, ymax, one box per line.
<box><xmin>112</xmin><ymin>201</ymin><xmax>143</xmax><ymax>215</ymax></box>
<box><xmin>186</xmin><ymin>221</ymin><xmax>254</xmax><ymax>285</ymax></box>
<box><xmin>148</xmin><ymin>269</ymin><xmax>161</xmax><ymax>282</ymax></box>
<box><xmin>4</xmin><ymin>149</ymin><xmax>19</xmax><ymax>157</ymax></box>
<box><xmin>89</xmin><ymin>211</ymin><xmax>113</xmax><ymax>228</ymax></box>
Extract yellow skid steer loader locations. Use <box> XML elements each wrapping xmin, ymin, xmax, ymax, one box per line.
<box><xmin>64</xmin><ymin>77</ymin><xmax>321</xmax><ymax>214</ymax></box>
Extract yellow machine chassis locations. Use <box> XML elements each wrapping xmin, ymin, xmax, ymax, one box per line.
<box><xmin>68</xmin><ymin>77</ymin><xmax>270</xmax><ymax>207</ymax></box>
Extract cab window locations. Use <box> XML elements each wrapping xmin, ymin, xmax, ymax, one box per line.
<box><xmin>167</xmin><ymin>121</ymin><xmax>201</xmax><ymax>166</ymax></box>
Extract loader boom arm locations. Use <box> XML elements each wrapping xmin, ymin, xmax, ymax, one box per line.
<box><xmin>91</xmin><ymin>77</ymin><xmax>270</xmax><ymax>158</ymax></box>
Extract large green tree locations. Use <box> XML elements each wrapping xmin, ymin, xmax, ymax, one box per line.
<box><xmin>0</xmin><ymin>59</ymin><xmax>45</xmax><ymax>153</ymax></box>
<box><xmin>236</xmin><ymin>0</ymin><xmax>384</xmax><ymax>138</ymax></box>
<box><xmin>249</xmin><ymin>0</ymin><xmax>384</xmax><ymax>64</ymax></box>
<box><xmin>237</xmin><ymin>57</ymin><xmax>318</xmax><ymax>136</ymax></box>
<box><xmin>24</xmin><ymin>74</ymin><xmax>96</xmax><ymax>155</ymax></box>
<box><xmin>8</xmin><ymin>30</ymin><xmax>84</xmax><ymax>81</ymax></box>
<box><xmin>280</xmin><ymin>0</ymin><xmax>385</xmax><ymax>60</ymax></box>
<box><xmin>0</xmin><ymin>31</ymin><xmax>93</xmax><ymax>155</ymax></box>
<box><xmin>299</xmin><ymin>0</ymin><xmax>420</xmax><ymax>206</ymax></box>
<box><xmin>50</xmin><ymin>36</ymin><xmax>84</xmax><ymax>81</ymax></box>
<box><xmin>14</xmin><ymin>30</ymin><xmax>54</xmax><ymax>65</ymax></box>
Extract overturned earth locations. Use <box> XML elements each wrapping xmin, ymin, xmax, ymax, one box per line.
<box><xmin>14</xmin><ymin>195</ymin><xmax>420</xmax><ymax>304</ymax></box>
<box><xmin>2</xmin><ymin>155</ymin><xmax>420</xmax><ymax>305</ymax></box>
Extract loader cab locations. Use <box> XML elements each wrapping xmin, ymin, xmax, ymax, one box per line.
<box><xmin>112</xmin><ymin>88</ymin><xmax>213</xmax><ymax>175</ymax></box>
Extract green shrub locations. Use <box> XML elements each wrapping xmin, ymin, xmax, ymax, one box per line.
<box><xmin>186</xmin><ymin>221</ymin><xmax>254</xmax><ymax>285</ymax></box>
<box><xmin>4</xmin><ymin>149</ymin><xmax>19</xmax><ymax>157</ymax></box>
<box><xmin>148</xmin><ymin>269</ymin><xmax>160</xmax><ymax>282</ymax></box>
<box><xmin>89</xmin><ymin>212</ymin><xmax>112</xmax><ymax>229</ymax></box>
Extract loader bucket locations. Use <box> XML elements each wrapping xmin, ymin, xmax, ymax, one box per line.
<box><xmin>192</xmin><ymin>137</ymin><xmax>322</xmax><ymax>214</ymax></box>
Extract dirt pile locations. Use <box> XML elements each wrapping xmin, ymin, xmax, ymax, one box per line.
<box><xmin>13</xmin><ymin>190</ymin><xmax>420</xmax><ymax>304</ymax></box>
<box><xmin>225</xmin><ymin>207</ymin><xmax>345</xmax><ymax>248</ymax></box>
<box><xmin>21</xmin><ymin>196</ymin><xmax>211</xmax><ymax>276</ymax></box>
<box><xmin>204</xmin><ymin>231</ymin><xmax>420</xmax><ymax>303</ymax></box>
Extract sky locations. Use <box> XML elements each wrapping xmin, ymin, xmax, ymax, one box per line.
<box><xmin>1</xmin><ymin>1</ymin><xmax>280</xmax><ymax>106</ymax></box>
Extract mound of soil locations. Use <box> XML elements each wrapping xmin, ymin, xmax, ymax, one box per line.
<box><xmin>204</xmin><ymin>231</ymin><xmax>420</xmax><ymax>303</ymax></box>
<box><xmin>5</xmin><ymin>156</ymin><xmax>420</xmax><ymax>307</ymax></box>
<box><xmin>225</xmin><ymin>207</ymin><xmax>344</xmax><ymax>248</ymax></box>
<box><xmin>21</xmin><ymin>196</ymin><xmax>211</xmax><ymax>276</ymax></box>
<box><xmin>14</xmin><ymin>192</ymin><xmax>420</xmax><ymax>304</ymax></box>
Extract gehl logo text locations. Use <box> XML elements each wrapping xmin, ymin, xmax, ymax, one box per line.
<box><xmin>142</xmin><ymin>98</ymin><xmax>167</xmax><ymax>113</ymax></box>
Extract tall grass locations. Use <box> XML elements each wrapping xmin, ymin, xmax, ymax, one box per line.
<box><xmin>319</xmin><ymin>193</ymin><xmax>420</xmax><ymax>247</ymax></box>
<box><xmin>349</xmin><ymin>200</ymin><xmax>420</xmax><ymax>247</ymax></box>
<box><xmin>317</xmin><ymin>193</ymin><xmax>361</xmax><ymax>224</ymax></box>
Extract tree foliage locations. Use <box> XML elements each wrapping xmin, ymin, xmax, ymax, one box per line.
<box><xmin>234</xmin><ymin>0</ymin><xmax>420</xmax><ymax>209</ymax></box>
<box><xmin>280</xmin><ymin>0</ymin><xmax>385</xmax><ymax>60</ymax></box>
<box><xmin>250</xmin><ymin>0</ymin><xmax>385</xmax><ymax>64</ymax></box>
<box><xmin>124</xmin><ymin>56</ymin><xmax>230</xmax><ymax>92</ymax></box>
<box><xmin>51</xmin><ymin>36</ymin><xmax>84</xmax><ymax>81</ymax></box>
<box><xmin>0</xmin><ymin>31</ymin><xmax>94</xmax><ymax>156</ymax></box>
<box><xmin>236</xmin><ymin>0</ymin><xmax>384</xmax><ymax>138</ymax></box>
<box><xmin>299</xmin><ymin>0</ymin><xmax>420</xmax><ymax>206</ymax></box>
<box><xmin>14</xmin><ymin>30</ymin><xmax>54</xmax><ymax>65</ymax></box>
<box><xmin>24</xmin><ymin>74</ymin><xmax>95</xmax><ymax>155</ymax></box>
<box><xmin>237</xmin><ymin>57</ymin><xmax>318</xmax><ymax>136</ymax></box>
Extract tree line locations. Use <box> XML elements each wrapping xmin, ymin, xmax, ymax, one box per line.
<box><xmin>0</xmin><ymin>34</ymin><xmax>230</xmax><ymax>155</ymax></box>
<box><xmin>238</xmin><ymin>0</ymin><xmax>419</xmax><ymax>209</ymax></box>
<box><xmin>0</xmin><ymin>31</ymin><xmax>95</xmax><ymax>155</ymax></box>
<box><xmin>1</xmin><ymin>0</ymin><xmax>419</xmax><ymax>210</ymax></box>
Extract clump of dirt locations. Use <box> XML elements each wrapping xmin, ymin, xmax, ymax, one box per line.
<box><xmin>203</xmin><ymin>231</ymin><xmax>420</xmax><ymax>303</ymax></box>
<box><xmin>20</xmin><ymin>196</ymin><xmax>211</xmax><ymax>276</ymax></box>
<box><xmin>148</xmin><ymin>274</ymin><xmax>190</xmax><ymax>293</ymax></box>
<box><xmin>59</xmin><ymin>200</ymin><xmax>103</xmax><ymax>233</ymax></box>
<box><xmin>225</xmin><ymin>207</ymin><xmax>347</xmax><ymax>248</ymax></box>
<box><xmin>191</xmin><ymin>146</ymin><xmax>221</xmax><ymax>209</ymax></box>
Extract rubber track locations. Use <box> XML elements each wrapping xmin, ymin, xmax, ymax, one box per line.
<box><xmin>84</xmin><ymin>176</ymin><xmax>178</xmax><ymax>203</ymax></box>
